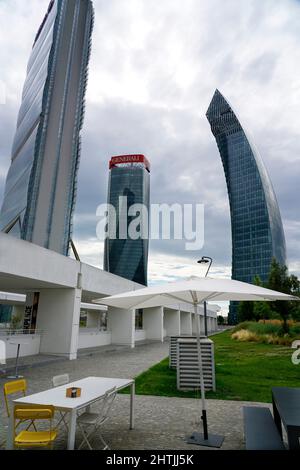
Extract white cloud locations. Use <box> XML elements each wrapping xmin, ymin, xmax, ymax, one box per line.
<box><xmin>71</xmin><ymin>236</ymin><xmax>104</xmax><ymax>269</ymax></box>
<box><xmin>148</xmin><ymin>251</ymin><xmax>231</xmax><ymax>284</ymax></box>
<box><xmin>0</xmin><ymin>0</ymin><xmax>299</xmax><ymax>281</ymax></box>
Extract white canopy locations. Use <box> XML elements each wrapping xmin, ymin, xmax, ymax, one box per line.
<box><xmin>94</xmin><ymin>276</ymin><xmax>298</xmax><ymax>310</ymax></box>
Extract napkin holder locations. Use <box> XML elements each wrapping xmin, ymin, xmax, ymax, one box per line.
<box><xmin>66</xmin><ymin>387</ymin><xmax>81</xmax><ymax>398</ymax></box>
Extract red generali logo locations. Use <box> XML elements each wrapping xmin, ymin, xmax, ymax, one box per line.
<box><xmin>109</xmin><ymin>154</ymin><xmax>150</xmax><ymax>172</ymax></box>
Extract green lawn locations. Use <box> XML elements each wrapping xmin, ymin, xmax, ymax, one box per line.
<box><xmin>122</xmin><ymin>331</ymin><xmax>300</xmax><ymax>403</ymax></box>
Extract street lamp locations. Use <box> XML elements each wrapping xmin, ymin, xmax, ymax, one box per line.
<box><xmin>197</xmin><ymin>256</ymin><xmax>213</xmax><ymax>336</ymax></box>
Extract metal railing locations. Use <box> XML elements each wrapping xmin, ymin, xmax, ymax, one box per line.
<box><xmin>0</xmin><ymin>329</ymin><xmax>44</xmax><ymax>336</ymax></box>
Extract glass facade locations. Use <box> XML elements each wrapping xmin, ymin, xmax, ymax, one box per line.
<box><xmin>0</xmin><ymin>0</ymin><xmax>94</xmax><ymax>255</ymax></box>
<box><xmin>135</xmin><ymin>309</ymin><xmax>144</xmax><ymax>330</ymax></box>
<box><xmin>0</xmin><ymin>305</ymin><xmax>12</xmax><ymax>324</ymax></box>
<box><xmin>104</xmin><ymin>157</ymin><xmax>150</xmax><ymax>286</ymax></box>
<box><xmin>206</xmin><ymin>89</ymin><xmax>286</xmax><ymax>324</ymax></box>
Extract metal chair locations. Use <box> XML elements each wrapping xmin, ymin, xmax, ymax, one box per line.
<box><xmin>3</xmin><ymin>379</ymin><xmax>37</xmax><ymax>431</ymax></box>
<box><xmin>52</xmin><ymin>374</ymin><xmax>70</xmax><ymax>432</ymax></box>
<box><xmin>13</xmin><ymin>404</ymin><xmax>57</xmax><ymax>449</ymax></box>
<box><xmin>77</xmin><ymin>387</ymin><xmax>117</xmax><ymax>450</ymax></box>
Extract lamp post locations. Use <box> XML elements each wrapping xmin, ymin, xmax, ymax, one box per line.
<box><xmin>197</xmin><ymin>256</ymin><xmax>213</xmax><ymax>336</ymax></box>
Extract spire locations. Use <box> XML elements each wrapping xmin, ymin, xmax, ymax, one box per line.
<box><xmin>206</xmin><ymin>89</ymin><xmax>232</xmax><ymax>120</ymax></box>
<box><xmin>206</xmin><ymin>89</ymin><xmax>241</xmax><ymax>136</ymax></box>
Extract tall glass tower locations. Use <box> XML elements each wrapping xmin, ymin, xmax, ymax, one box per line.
<box><xmin>206</xmin><ymin>89</ymin><xmax>286</xmax><ymax>324</ymax></box>
<box><xmin>104</xmin><ymin>155</ymin><xmax>150</xmax><ymax>286</ymax></box>
<box><xmin>0</xmin><ymin>0</ymin><xmax>94</xmax><ymax>255</ymax></box>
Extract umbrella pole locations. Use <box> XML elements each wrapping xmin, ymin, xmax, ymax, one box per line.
<box><xmin>194</xmin><ymin>303</ymin><xmax>208</xmax><ymax>439</ymax></box>
<box><xmin>186</xmin><ymin>302</ymin><xmax>224</xmax><ymax>448</ymax></box>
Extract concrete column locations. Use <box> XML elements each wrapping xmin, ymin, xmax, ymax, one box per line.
<box><xmin>164</xmin><ymin>309</ymin><xmax>180</xmax><ymax>337</ymax></box>
<box><xmin>200</xmin><ymin>315</ymin><xmax>205</xmax><ymax>335</ymax></box>
<box><xmin>192</xmin><ymin>314</ymin><xmax>196</xmax><ymax>335</ymax></box>
<box><xmin>143</xmin><ymin>307</ymin><xmax>164</xmax><ymax>342</ymax></box>
<box><xmin>36</xmin><ymin>288</ymin><xmax>82</xmax><ymax>360</ymax></box>
<box><xmin>180</xmin><ymin>311</ymin><xmax>192</xmax><ymax>335</ymax></box>
<box><xmin>107</xmin><ymin>307</ymin><xmax>135</xmax><ymax>348</ymax></box>
<box><xmin>207</xmin><ymin>316</ymin><xmax>211</xmax><ymax>333</ymax></box>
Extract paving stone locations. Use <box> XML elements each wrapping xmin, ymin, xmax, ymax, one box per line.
<box><xmin>0</xmin><ymin>340</ymin><xmax>269</xmax><ymax>450</ymax></box>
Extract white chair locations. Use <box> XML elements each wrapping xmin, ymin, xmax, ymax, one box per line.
<box><xmin>52</xmin><ymin>374</ymin><xmax>70</xmax><ymax>432</ymax></box>
<box><xmin>52</xmin><ymin>374</ymin><xmax>70</xmax><ymax>388</ymax></box>
<box><xmin>77</xmin><ymin>387</ymin><xmax>117</xmax><ymax>450</ymax></box>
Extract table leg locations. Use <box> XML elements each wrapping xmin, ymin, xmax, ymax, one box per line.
<box><xmin>287</xmin><ymin>429</ymin><xmax>300</xmax><ymax>450</ymax></box>
<box><xmin>67</xmin><ymin>409</ymin><xmax>77</xmax><ymax>450</ymax></box>
<box><xmin>6</xmin><ymin>412</ymin><xmax>14</xmax><ymax>450</ymax></box>
<box><xmin>272</xmin><ymin>396</ymin><xmax>283</xmax><ymax>439</ymax></box>
<box><xmin>130</xmin><ymin>382</ymin><xmax>135</xmax><ymax>430</ymax></box>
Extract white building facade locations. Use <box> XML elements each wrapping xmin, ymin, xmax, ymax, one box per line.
<box><xmin>0</xmin><ymin>233</ymin><xmax>218</xmax><ymax>360</ymax></box>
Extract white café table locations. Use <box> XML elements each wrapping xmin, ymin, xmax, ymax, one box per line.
<box><xmin>6</xmin><ymin>376</ymin><xmax>135</xmax><ymax>450</ymax></box>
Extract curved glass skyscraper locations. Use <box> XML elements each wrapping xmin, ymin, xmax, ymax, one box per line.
<box><xmin>0</xmin><ymin>0</ymin><xmax>94</xmax><ymax>255</ymax></box>
<box><xmin>104</xmin><ymin>155</ymin><xmax>150</xmax><ymax>286</ymax></box>
<box><xmin>206</xmin><ymin>89</ymin><xmax>286</xmax><ymax>323</ymax></box>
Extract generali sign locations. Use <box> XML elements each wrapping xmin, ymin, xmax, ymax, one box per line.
<box><xmin>109</xmin><ymin>154</ymin><xmax>150</xmax><ymax>172</ymax></box>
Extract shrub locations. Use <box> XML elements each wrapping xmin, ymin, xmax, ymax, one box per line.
<box><xmin>290</xmin><ymin>324</ymin><xmax>300</xmax><ymax>335</ymax></box>
<box><xmin>231</xmin><ymin>329</ymin><xmax>259</xmax><ymax>342</ymax></box>
<box><xmin>231</xmin><ymin>321</ymin><xmax>252</xmax><ymax>333</ymax></box>
<box><xmin>231</xmin><ymin>330</ymin><xmax>294</xmax><ymax>346</ymax></box>
<box><xmin>231</xmin><ymin>321</ymin><xmax>300</xmax><ymax>345</ymax></box>
<box><xmin>258</xmin><ymin>319</ymin><xmax>298</xmax><ymax>326</ymax></box>
<box><xmin>249</xmin><ymin>322</ymin><xmax>281</xmax><ymax>335</ymax></box>
<box><xmin>232</xmin><ymin>321</ymin><xmax>280</xmax><ymax>336</ymax></box>
<box><xmin>259</xmin><ymin>334</ymin><xmax>293</xmax><ymax>346</ymax></box>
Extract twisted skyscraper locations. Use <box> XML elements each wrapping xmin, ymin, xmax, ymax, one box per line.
<box><xmin>206</xmin><ymin>89</ymin><xmax>286</xmax><ymax>323</ymax></box>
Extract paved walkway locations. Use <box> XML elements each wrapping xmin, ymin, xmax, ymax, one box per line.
<box><xmin>0</xmin><ymin>340</ymin><xmax>268</xmax><ymax>450</ymax></box>
<box><xmin>1</xmin><ymin>341</ymin><xmax>159</xmax><ymax>376</ymax></box>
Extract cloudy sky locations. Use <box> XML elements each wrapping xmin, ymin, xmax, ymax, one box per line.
<box><xmin>0</xmin><ymin>0</ymin><xmax>299</xmax><ymax>299</ymax></box>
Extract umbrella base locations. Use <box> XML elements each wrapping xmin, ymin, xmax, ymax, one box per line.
<box><xmin>186</xmin><ymin>431</ymin><xmax>224</xmax><ymax>448</ymax></box>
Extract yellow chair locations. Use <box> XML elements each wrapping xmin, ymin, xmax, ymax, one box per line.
<box><xmin>4</xmin><ymin>379</ymin><xmax>27</xmax><ymax>417</ymax></box>
<box><xmin>14</xmin><ymin>405</ymin><xmax>57</xmax><ymax>449</ymax></box>
<box><xmin>3</xmin><ymin>379</ymin><xmax>36</xmax><ymax>431</ymax></box>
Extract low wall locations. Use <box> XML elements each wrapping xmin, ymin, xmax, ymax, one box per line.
<box><xmin>135</xmin><ymin>330</ymin><xmax>146</xmax><ymax>341</ymax></box>
<box><xmin>78</xmin><ymin>329</ymin><xmax>112</xmax><ymax>349</ymax></box>
<box><xmin>0</xmin><ymin>334</ymin><xmax>41</xmax><ymax>359</ymax></box>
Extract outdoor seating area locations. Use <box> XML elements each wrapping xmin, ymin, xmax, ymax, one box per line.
<box><xmin>242</xmin><ymin>386</ymin><xmax>300</xmax><ymax>451</ymax></box>
<box><xmin>4</xmin><ymin>376</ymin><xmax>134</xmax><ymax>450</ymax></box>
<box><xmin>1</xmin><ymin>340</ymin><xmax>300</xmax><ymax>451</ymax></box>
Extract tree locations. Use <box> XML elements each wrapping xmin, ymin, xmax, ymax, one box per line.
<box><xmin>217</xmin><ymin>315</ymin><xmax>225</xmax><ymax>325</ymax></box>
<box><xmin>266</xmin><ymin>259</ymin><xmax>300</xmax><ymax>333</ymax></box>
<box><xmin>252</xmin><ymin>275</ymin><xmax>272</xmax><ymax>321</ymax></box>
<box><xmin>238</xmin><ymin>300</ymin><xmax>255</xmax><ymax>322</ymax></box>
<box><xmin>253</xmin><ymin>301</ymin><xmax>272</xmax><ymax>321</ymax></box>
<box><xmin>238</xmin><ymin>275</ymin><xmax>265</xmax><ymax>322</ymax></box>
<box><xmin>10</xmin><ymin>312</ymin><xmax>23</xmax><ymax>330</ymax></box>
<box><xmin>289</xmin><ymin>274</ymin><xmax>300</xmax><ymax>321</ymax></box>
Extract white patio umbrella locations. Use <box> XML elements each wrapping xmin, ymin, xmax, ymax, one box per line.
<box><xmin>94</xmin><ymin>276</ymin><xmax>298</xmax><ymax>447</ymax></box>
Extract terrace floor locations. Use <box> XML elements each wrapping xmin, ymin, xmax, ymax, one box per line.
<box><xmin>0</xmin><ymin>340</ymin><xmax>273</xmax><ymax>450</ymax></box>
